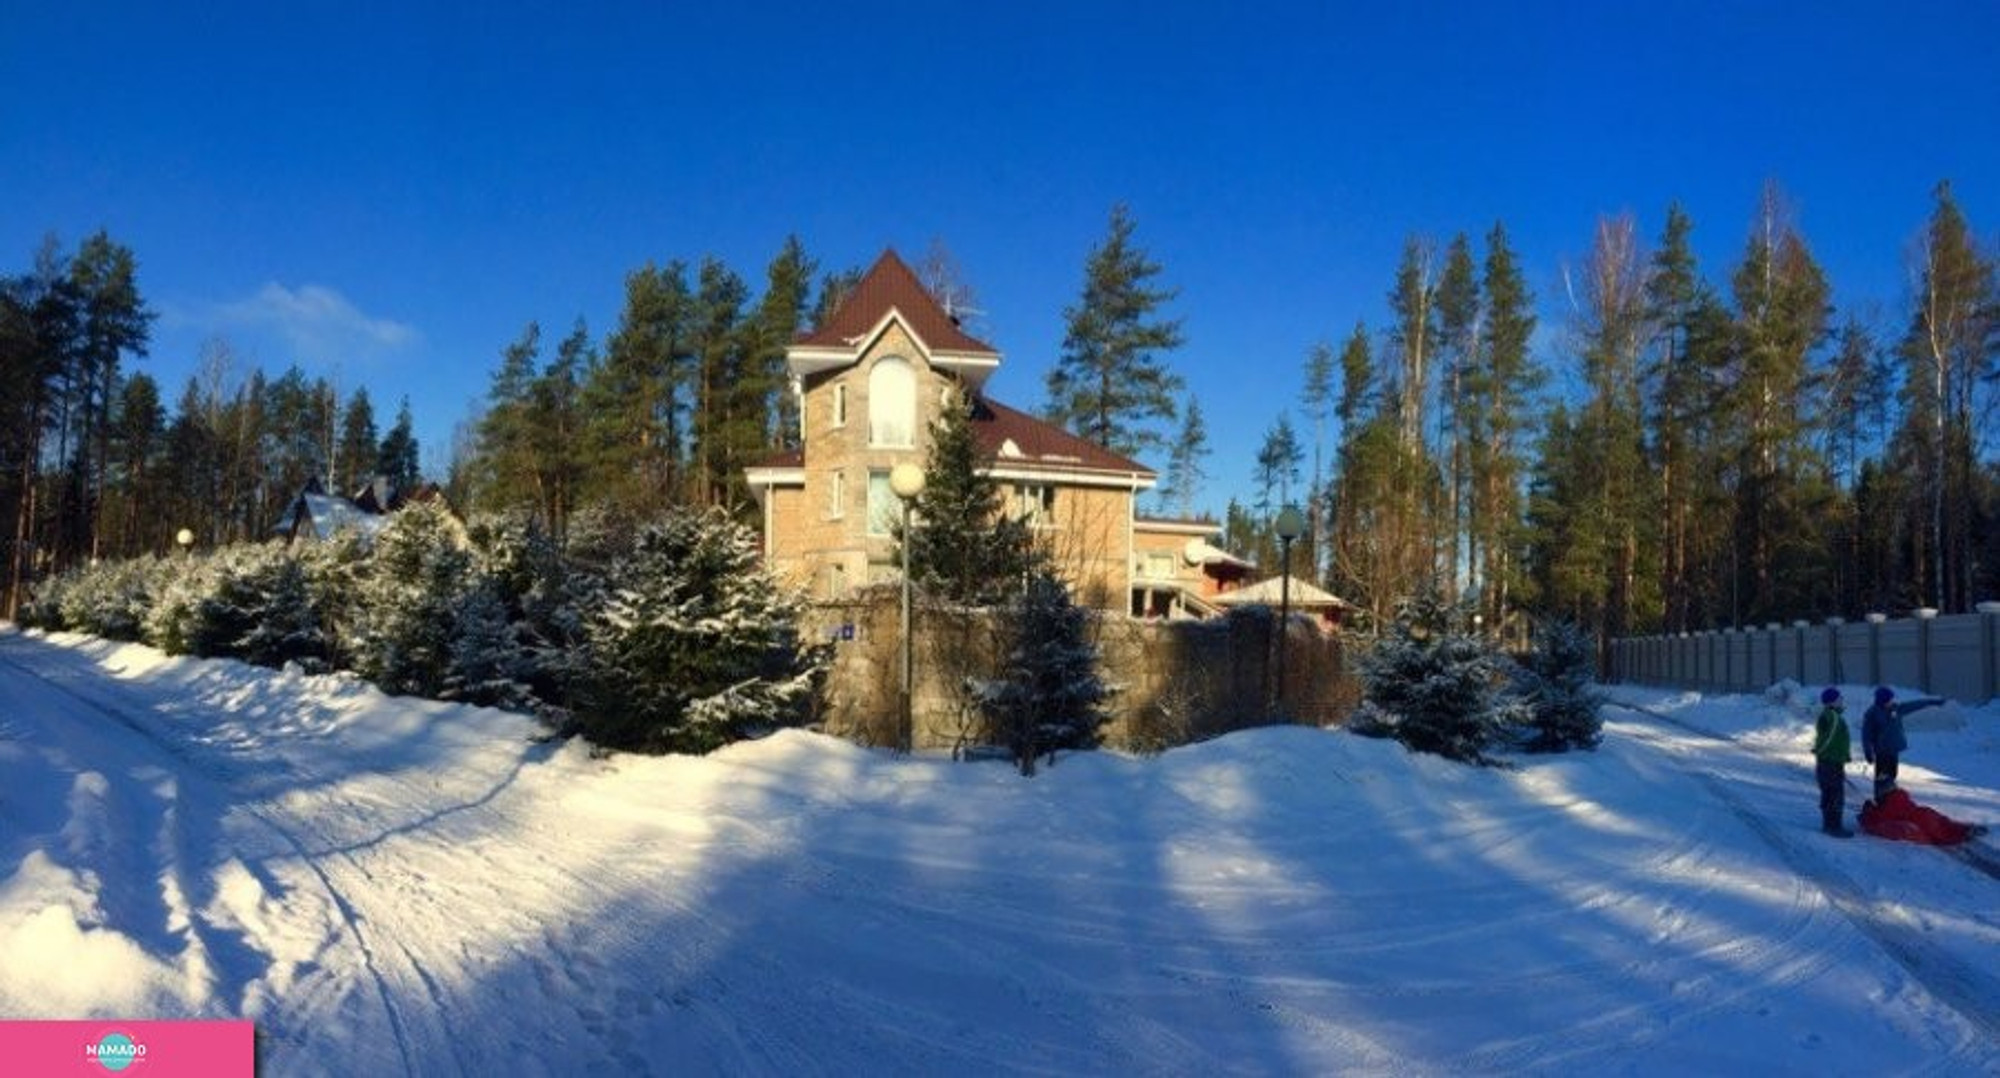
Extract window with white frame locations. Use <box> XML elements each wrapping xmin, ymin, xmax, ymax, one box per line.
<box><xmin>828</xmin><ymin>469</ymin><xmax>845</xmax><ymax>518</ymax></box>
<box><xmin>1013</xmin><ymin>483</ymin><xmax>1056</xmax><ymax>526</ymax></box>
<box><xmin>867</xmin><ymin>469</ymin><xmax>898</xmax><ymax>536</ymax></box>
<box><xmin>1142</xmin><ymin>551</ymin><xmax>1175</xmax><ymax>580</ymax></box>
<box><xmin>868</xmin><ymin>357</ymin><xmax>915</xmax><ymax>447</ymax></box>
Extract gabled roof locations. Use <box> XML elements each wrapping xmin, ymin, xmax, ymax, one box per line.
<box><xmin>1213</xmin><ymin>575</ymin><xmax>1353</xmax><ymax>609</ymax></box>
<box><xmin>796</xmin><ymin>249</ymin><xmax>998</xmax><ymax>355</ymax></box>
<box><xmin>284</xmin><ymin>491</ymin><xmax>387</xmax><ymax>543</ymax></box>
<box><xmin>971</xmin><ymin>397</ymin><xmax>1155</xmax><ymax>485</ymax></box>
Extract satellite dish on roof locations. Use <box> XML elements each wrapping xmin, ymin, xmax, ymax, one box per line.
<box><xmin>1184</xmin><ymin>537</ymin><xmax>1207</xmax><ymax>565</ymax></box>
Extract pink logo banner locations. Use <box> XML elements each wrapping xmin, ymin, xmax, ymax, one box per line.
<box><xmin>0</xmin><ymin>1020</ymin><xmax>253</xmax><ymax>1077</ymax></box>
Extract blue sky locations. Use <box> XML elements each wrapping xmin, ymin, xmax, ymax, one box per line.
<box><xmin>5</xmin><ymin>3</ymin><xmax>1996</xmax><ymax>518</ymax></box>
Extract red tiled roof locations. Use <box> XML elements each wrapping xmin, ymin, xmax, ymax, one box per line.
<box><xmin>749</xmin><ymin>447</ymin><xmax>804</xmax><ymax>470</ymax></box>
<box><xmin>796</xmin><ymin>249</ymin><xmax>999</xmax><ymax>355</ymax></box>
<box><xmin>970</xmin><ymin>397</ymin><xmax>1154</xmax><ymax>479</ymax></box>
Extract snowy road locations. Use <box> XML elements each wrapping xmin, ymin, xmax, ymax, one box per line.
<box><xmin>3</xmin><ymin>627</ymin><xmax>1999</xmax><ymax>1076</ymax></box>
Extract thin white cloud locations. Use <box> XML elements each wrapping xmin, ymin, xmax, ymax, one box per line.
<box><xmin>201</xmin><ymin>282</ymin><xmax>419</xmax><ymax>364</ymax></box>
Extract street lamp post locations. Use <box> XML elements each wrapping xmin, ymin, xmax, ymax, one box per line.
<box><xmin>890</xmin><ymin>462</ymin><xmax>926</xmax><ymax>754</ymax></box>
<box><xmin>1273</xmin><ymin>504</ymin><xmax>1305</xmax><ymax>717</ymax></box>
<box><xmin>175</xmin><ymin>528</ymin><xmax>194</xmax><ymax>560</ymax></box>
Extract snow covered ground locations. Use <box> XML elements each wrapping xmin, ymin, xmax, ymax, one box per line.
<box><xmin>2</xmin><ymin>624</ymin><xmax>1997</xmax><ymax>1076</ymax></box>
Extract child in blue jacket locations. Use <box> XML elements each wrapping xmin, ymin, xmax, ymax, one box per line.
<box><xmin>1862</xmin><ymin>687</ymin><xmax>1944</xmax><ymax>800</ymax></box>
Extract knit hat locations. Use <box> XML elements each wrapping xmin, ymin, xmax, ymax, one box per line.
<box><xmin>1874</xmin><ymin>686</ymin><xmax>1894</xmax><ymax>704</ymax></box>
<box><xmin>1821</xmin><ymin>687</ymin><xmax>1841</xmax><ymax>705</ymax></box>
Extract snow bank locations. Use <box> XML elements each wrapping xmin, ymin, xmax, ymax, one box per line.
<box><xmin>3</xmin><ymin>626</ymin><xmax>1998</xmax><ymax>1075</ymax></box>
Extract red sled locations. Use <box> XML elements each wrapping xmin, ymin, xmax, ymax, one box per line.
<box><xmin>1859</xmin><ymin>788</ymin><xmax>1977</xmax><ymax>846</ymax></box>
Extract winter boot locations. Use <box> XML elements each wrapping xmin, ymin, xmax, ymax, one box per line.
<box><xmin>1822</xmin><ymin>813</ymin><xmax>1853</xmax><ymax>838</ymax></box>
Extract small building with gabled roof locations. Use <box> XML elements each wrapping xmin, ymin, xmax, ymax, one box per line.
<box><xmin>745</xmin><ymin>248</ymin><xmax>1245</xmax><ymax>614</ymax></box>
<box><xmin>1212</xmin><ymin>574</ymin><xmax>1353</xmax><ymax>630</ymax></box>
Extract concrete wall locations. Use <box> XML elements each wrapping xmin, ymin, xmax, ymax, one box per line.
<box><xmin>1610</xmin><ymin>606</ymin><xmax>2000</xmax><ymax>703</ymax></box>
<box><xmin>804</xmin><ymin>594</ymin><xmax>1356</xmax><ymax>752</ymax></box>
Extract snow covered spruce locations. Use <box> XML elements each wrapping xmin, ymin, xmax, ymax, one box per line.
<box><xmin>1350</xmin><ymin>591</ymin><xmax>1604</xmax><ymax>764</ymax></box>
<box><xmin>16</xmin><ymin>505</ymin><xmax>831</xmax><ymax>755</ymax></box>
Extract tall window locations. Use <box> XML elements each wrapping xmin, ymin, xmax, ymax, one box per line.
<box><xmin>867</xmin><ymin>469</ymin><xmax>897</xmax><ymax>536</ymax></box>
<box><xmin>869</xmin><ymin>357</ymin><xmax>915</xmax><ymax>447</ymax></box>
<box><xmin>831</xmin><ymin>384</ymin><xmax>847</xmax><ymax>428</ymax></box>
<box><xmin>1014</xmin><ymin>483</ymin><xmax>1056</xmax><ymax>526</ymax></box>
<box><xmin>828</xmin><ymin>469</ymin><xmax>845</xmax><ymax>518</ymax></box>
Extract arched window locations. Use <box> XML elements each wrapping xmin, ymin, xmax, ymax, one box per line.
<box><xmin>869</xmin><ymin>357</ymin><xmax>915</xmax><ymax>447</ymax></box>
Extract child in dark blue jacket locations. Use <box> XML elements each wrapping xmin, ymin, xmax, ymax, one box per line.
<box><xmin>1862</xmin><ymin>687</ymin><xmax>1944</xmax><ymax>800</ymax></box>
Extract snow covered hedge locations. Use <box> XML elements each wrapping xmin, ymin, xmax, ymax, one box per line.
<box><xmin>17</xmin><ymin>504</ymin><xmax>827</xmax><ymax>757</ymax></box>
<box><xmin>19</xmin><ymin>554</ymin><xmax>170</xmax><ymax>642</ymax></box>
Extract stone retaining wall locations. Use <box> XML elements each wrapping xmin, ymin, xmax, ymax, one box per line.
<box><xmin>804</xmin><ymin>592</ymin><xmax>1356</xmax><ymax>752</ymax></box>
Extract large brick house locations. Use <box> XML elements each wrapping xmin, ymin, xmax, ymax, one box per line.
<box><xmin>745</xmin><ymin>250</ymin><xmax>1250</xmax><ymax>616</ymax></box>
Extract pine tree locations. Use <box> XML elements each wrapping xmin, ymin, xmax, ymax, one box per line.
<box><xmin>904</xmin><ymin>389</ymin><xmax>1037</xmax><ymax>605</ymax></box>
<box><xmin>1386</xmin><ymin>236</ymin><xmax>1436</xmax><ymax>452</ymax></box>
<box><xmin>188</xmin><ymin>543</ymin><xmax>327</xmax><ymax>669</ymax></box>
<box><xmin>1353</xmin><ymin>589</ymin><xmax>1512</xmax><ymax>765</ymax></box>
<box><xmin>66</xmin><ymin>231</ymin><xmax>154</xmax><ymax>563</ymax></box>
<box><xmin>689</xmin><ymin>257</ymin><xmax>751</xmax><ymax>509</ymax></box>
<box><xmin>465</xmin><ymin>510</ymin><xmax>582</xmax><ymax>712</ymax></box>
<box><xmin>1823</xmin><ymin>318</ymin><xmax>1888</xmax><ymax>613</ymax></box>
<box><xmin>349</xmin><ymin>501</ymin><xmax>473</xmax><ymax>697</ymax></box>
<box><xmin>811</xmin><ymin>267</ymin><xmax>864</xmax><ymax>330</ymax></box>
<box><xmin>533</xmin><ymin>321</ymin><xmax>590</xmax><ymax>540</ymax></box>
<box><xmin>1253</xmin><ymin>414</ymin><xmax>1303</xmax><ymax>515</ymax></box>
<box><xmin>104</xmin><ymin>372</ymin><xmax>163</xmax><ymax>557</ymax></box>
<box><xmin>335</xmin><ymin>388</ymin><xmax>378</xmax><ymax>493</ymax></box>
<box><xmin>746</xmin><ymin>236</ymin><xmax>817</xmax><ymax>450</ymax></box>
<box><xmin>586</xmin><ymin>261</ymin><xmax>691</xmax><ymax>512</ymax></box>
<box><xmin>1470</xmin><ymin>223</ymin><xmax>1540</xmax><ymax>632</ymax></box>
<box><xmin>1334</xmin><ymin>322</ymin><xmax>1374</xmax><ymax>436</ymax></box>
<box><xmin>478</xmin><ymin>321</ymin><xmax>544</xmax><ymax>514</ymax></box>
<box><xmin>444</xmin><ymin>577</ymin><xmax>535</xmax><ymax>711</ymax></box>
<box><xmin>377</xmin><ymin>398</ymin><xmax>422</xmax><ymax>495</ymax></box>
<box><xmin>1513</xmin><ymin>619</ymin><xmax>1605</xmax><ymax>753</ymax></box>
<box><xmin>1728</xmin><ymin>183</ymin><xmax>1833</xmax><ymax>620</ymax></box>
<box><xmin>1159</xmin><ymin>398</ymin><xmax>1211</xmax><ymax>519</ymax></box>
<box><xmin>977</xmin><ymin>570</ymin><xmax>1106</xmax><ymax>776</ymax></box>
<box><xmin>1433</xmin><ymin>234</ymin><xmax>1480</xmax><ymax>604</ymax></box>
<box><xmin>158</xmin><ymin>377</ymin><xmax>220</xmax><ymax>560</ymax></box>
<box><xmin>1569</xmin><ymin>213</ymin><xmax>1656</xmax><ymax>647</ymax></box>
<box><xmin>1298</xmin><ymin>341</ymin><xmax>1337</xmax><ymax>580</ymax></box>
<box><xmin>1898</xmin><ymin>180</ymin><xmax>1998</xmax><ymax>612</ymax></box>
<box><xmin>1</xmin><ymin>249</ymin><xmax>81</xmax><ymax>616</ymax></box>
<box><xmin>1642</xmin><ymin>204</ymin><xmax>1723</xmax><ymax>632</ymax></box>
<box><xmin>1046</xmin><ymin>204</ymin><xmax>1186</xmax><ymax>458</ymax></box>
<box><xmin>579</xmin><ymin>506</ymin><xmax>824</xmax><ymax>753</ymax></box>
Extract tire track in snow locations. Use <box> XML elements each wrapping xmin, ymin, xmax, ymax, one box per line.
<box><xmin>0</xmin><ymin>641</ymin><xmax>426</xmax><ymax>1077</ymax></box>
<box><xmin>1609</xmin><ymin>701</ymin><xmax>2000</xmax><ymax>1043</ymax></box>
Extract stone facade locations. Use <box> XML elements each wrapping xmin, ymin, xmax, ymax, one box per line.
<box><xmin>790</xmin><ymin>321</ymin><xmax>952</xmax><ymax>598</ymax></box>
<box><xmin>747</xmin><ymin>249</ymin><xmax>1209</xmax><ymax>614</ymax></box>
<box><xmin>805</xmin><ymin>594</ymin><xmax>1356</xmax><ymax>753</ymax></box>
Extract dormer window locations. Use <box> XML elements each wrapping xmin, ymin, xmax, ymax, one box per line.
<box><xmin>869</xmin><ymin>357</ymin><xmax>915</xmax><ymax>448</ymax></box>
